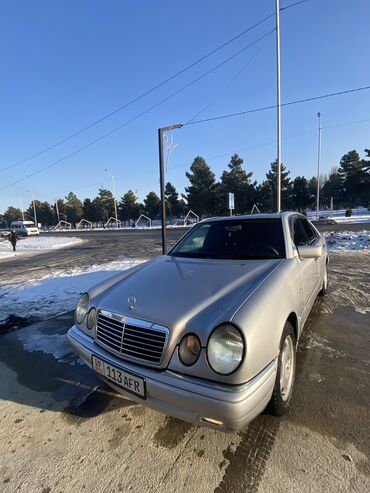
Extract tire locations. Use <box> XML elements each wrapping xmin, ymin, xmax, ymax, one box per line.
<box><xmin>268</xmin><ymin>321</ymin><xmax>296</xmax><ymax>417</ymax></box>
<box><xmin>319</xmin><ymin>263</ymin><xmax>328</xmax><ymax>296</ymax></box>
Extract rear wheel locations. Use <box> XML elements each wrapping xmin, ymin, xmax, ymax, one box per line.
<box><xmin>268</xmin><ymin>322</ymin><xmax>296</xmax><ymax>416</ymax></box>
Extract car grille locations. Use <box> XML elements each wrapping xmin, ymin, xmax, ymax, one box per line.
<box><xmin>95</xmin><ymin>312</ymin><xmax>168</xmax><ymax>365</ymax></box>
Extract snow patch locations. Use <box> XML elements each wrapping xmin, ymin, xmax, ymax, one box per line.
<box><xmin>300</xmin><ymin>334</ymin><xmax>347</xmax><ymax>358</ymax></box>
<box><xmin>0</xmin><ymin>235</ymin><xmax>83</xmax><ymax>258</ymax></box>
<box><xmin>0</xmin><ymin>259</ymin><xmax>145</xmax><ymax>323</ymax></box>
<box><xmin>325</xmin><ymin>231</ymin><xmax>369</xmax><ymax>251</ymax></box>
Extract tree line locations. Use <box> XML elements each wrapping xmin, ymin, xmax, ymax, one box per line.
<box><xmin>1</xmin><ymin>148</ymin><xmax>369</xmax><ymax>227</ymax></box>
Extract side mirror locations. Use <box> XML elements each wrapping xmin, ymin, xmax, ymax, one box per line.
<box><xmin>297</xmin><ymin>245</ymin><xmax>322</xmax><ymax>259</ymax></box>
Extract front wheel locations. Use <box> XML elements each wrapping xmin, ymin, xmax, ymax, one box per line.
<box><xmin>319</xmin><ymin>264</ymin><xmax>328</xmax><ymax>296</ymax></box>
<box><xmin>268</xmin><ymin>321</ymin><xmax>296</xmax><ymax>416</ymax></box>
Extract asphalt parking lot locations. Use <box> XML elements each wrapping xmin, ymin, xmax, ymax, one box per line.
<box><xmin>0</xmin><ymin>229</ymin><xmax>369</xmax><ymax>492</ymax></box>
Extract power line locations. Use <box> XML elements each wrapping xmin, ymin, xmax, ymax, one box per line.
<box><xmin>281</xmin><ymin>0</ymin><xmax>308</xmax><ymax>11</ymax></box>
<box><xmin>0</xmin><ymin>15</ymin><xmax>276</xmax><ymax>175</ymax></box>
<box><xmin>0</xmin><ymin>0</ymin><xmax>308</xmax><ymax>175</ymax></box>
<box><xmin>3</xmin><ymin>113</ymin><xmax>368</xmax><ymax>207</ymax></box>
<box><xmin>185</xmin><ymin>44</ymin><xmax>267</xmax><ymax>125</ymax></box>
<box><xmin>323</xmin><ymin>117</ymin><xmax>370</xmax><ymax>130</ymax></box>
<box><xmin>0</xmin><ymin>29</ymin><xmax>276</xmax><ymax>192</ymax></box>
<box><xmin>185</xmin><ymin>85</ymin><xmax>370</xmax><ymax>125</ymax></box>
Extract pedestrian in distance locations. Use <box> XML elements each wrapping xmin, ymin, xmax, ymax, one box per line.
<box><xmin>8</xmin><ymin>229</ymin><xmax>18</xmax><ymax>252</ymax></box>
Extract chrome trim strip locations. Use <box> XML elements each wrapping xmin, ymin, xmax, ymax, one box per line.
<box><xmin>95</xmin><ymin>310</ymin><xmax>170</xmax><ymax>367</ymax></box>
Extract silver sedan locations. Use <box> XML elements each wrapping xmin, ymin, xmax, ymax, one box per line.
<box><xmin>68</xmin><ymin>212</ymin><xmax>328</xmax><ymax>431</ymax></box>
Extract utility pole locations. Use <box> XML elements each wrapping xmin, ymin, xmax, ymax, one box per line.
<box><xmin>27</xmin><ymin>190</ymin><xmax>38</xmax><ymax>226</ymax></box>
<box><xmin>55</xmin><ymin>199</ymin><xmax>61</xmax><ymax>223</ymax></box>
<box><xmin>158</xmin><ymin>124</ymin><xmax>182</xmax><ymax>254</ymax></box>
<box><xmin>105</xmin><ymin>168</ymin><xmax>119</xmax><ymax>227</ymax></box>
<box><xmin>19</xmin><ymin>199</ymin><xmax>25</xmax><ymax>221</ymax></box>
<box><xmin>276</xmin><ymin>0</ymin><xmax>282</xmax><ymax>212</ymax></box>
<box><xmin>32</xmin><ymin>193</ymin><xmax>38</xmax><ymax>226</ymax></box>
<box><xmin>55</xmin><ymin>199</ymin><xmax>60</xmax><ymax>224</ymax></box>
<box><xmin>316</xmin><ymin>112</ymin><xmax>322</xmax><ymax>219</ymax></box>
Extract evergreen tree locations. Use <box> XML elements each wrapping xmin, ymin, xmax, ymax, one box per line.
<box><xmin>177</xmin><ymin>198</ymin><xmax>187</xmax><ymax>217</ymax></box>
<box><xmin>363</xmin><ymin>149</ymin><xmax>370</xmax><ymax>172</ymax></box>
<box><xmin>92</xmin><ymin>188</ymin><xmax>115</xmax><ymax>223</ymax></box>
<box><xmin>65</xmin><ymin>192</ymin><xmax>83</xmax><ymax>225</ymax></box>
<box><xmin>119</xmin><ymin>190</ymin><xmax>140</xmax><ymax>223</ymax></box>
<box><xmin>321</xmin><ymin>168</ymin><xmax>342</xmax><ymax>208</ymax></box>
<box><xmin>360</xmin><ymin>149</ymin><xmax>370</xmax><ymax>206</ymax></box>
<box><xmin>82</xmin><ymin>198</ymin><xmax>97</xmax><ymax>222</ymax></box>
<box><xmin>265</xmin><ymin>160</ymin><xmax>292</xmax><ymax>210</ymax></box>
<box><xmin>25</xmin><ymin>200</ymin><xmax>44</xmax><ymax>224</ymax></box>
<box><xmin>184</xmin><ymin>156</ymin><xmax>217</xmax><ymax>217</ymax></box>
<box><xmin>255</xmin><ymin>181</ymin><xmax>274</xmax><ymax>212</ymax></box>
<box><xmin>338</xmin><ymin>150</ymin><xmax>364</xmax><ymax>207</ymax></box>
<box><xmin>36</xmin><ymin>201</ymin><xmax>54</xmax><ymax>226</ymax></box>
<box><xmin>308</xmin><ymin>177</ymin><xmax>318</xmax><ymax>209</ymax></box>
<box><xmin>3</xmin><ymin>206</ymin><xmax>23</xmax><ymax>225</ymax></box>
<box><xmin>219</xmin><ymin>154</ymin><xmax>256</xmax><ymax>214</ymax></box>
<box><xmin>53</xmin><ymin>198</ymin><xmax>66</xmax><ymax>224</ymax></box>
<box><xmin>165</xmin><ymin>182</ymin><xmax>180</xmax><ymax>222</ymax></box>
<box><xmin>291</xmin><ymin>176</ymin><xmax>310</xmax><ymax>211</ymax></box>
<box><xmin>144</xmin><ymin>191</ymin><xmax>160</xmax><ymax>219</ymax></box>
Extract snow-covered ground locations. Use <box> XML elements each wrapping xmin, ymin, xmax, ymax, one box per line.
<box><xmin>308</xmin><ymin>208</ymin><xmax>370</xmax><ymax>224</ymax></box>
<box><xmin>0</xmin><ymin>235</ymin><xmax>83</xmax><ymax>259</ymax></box>
<box><xmin>0</xmin><ymin>259</ymin><xmax>144</xmax><ymax>323</ymax></box>
<box><xmin>324</xmin><ymin>231</ymin><xmax>369</xmax><ymax>251</ymax></box>
<box><xmin>331</xmin><ymin>215</ymin><xmax>370</xmax><ymax>224</ymax></box>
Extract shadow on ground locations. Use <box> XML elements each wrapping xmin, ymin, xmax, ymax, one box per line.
<box><xmin>0</xmin><ymin>254</ymin><xmax>369</xmax><ymax>487</ymax></box>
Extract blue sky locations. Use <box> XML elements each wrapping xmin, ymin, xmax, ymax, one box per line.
<box><xmin>0</xmin><ymin>0</ymin><xmax>369</xmax><ymax>213</ymax></box>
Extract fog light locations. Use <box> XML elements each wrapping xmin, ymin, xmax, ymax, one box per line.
<box><xmin>201</xmin><ymin>417</ymin><xmax>224</xmax><ymax>427</ymax></box>
<box><xmin>178</xmin><ymin>333</ymin><xmax>201</xmax><ymax>366</ymax></box>
<box><xmin>86</xmin><ymin>308</ymin><xmax>97</xmax><ymax>329</ymax></box>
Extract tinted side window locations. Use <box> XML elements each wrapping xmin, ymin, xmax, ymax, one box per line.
<box><xmin>293</xmin><ymin>218</ymin><xmax>317</xmax><ymax>246</ymax></box>
<box><xmin>301</xmin><ymin>219</ymin><xmax>317</xmax><ymax>244</ymax></box>
<box><xmin>307</xmin><ymin>221</ymin><xmax>320</xmax><ymax>241</ymax></box>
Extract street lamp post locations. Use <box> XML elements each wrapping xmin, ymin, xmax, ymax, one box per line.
<box><xmin>158</xmin><ymin>124</ymin><xmax>183</xmax><ymax>254</ymax></box>
<box><xmin>105</xmin><ymin>168</ymin><xmax>119</xmax><ymax>227</ymax></box>
<box><xmin>55</xmin><ymin>199</ymin><xmax>61</xmax><ymax>224</ymax></box>
<box><xmin>316</xmin><ymin>112</ymin><xmax>322</xmax><ymax>219</ymax></box>
<box><xmin>19</xmin><ymin>199</ymin><xmax>25</xmax><ymax>221</ymax></box>
<box><xmin>276</xmin><ymin>0</ymin><xmax>282</xmax><ymax>212</ymax></box>
<box><xmin>27</xmin><ymin>190</ymin><xmax>38</xmax><ymax>226</ymax></box>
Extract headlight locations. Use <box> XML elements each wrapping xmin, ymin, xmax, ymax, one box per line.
<box><xmin>75</xmin><ymin>293</ymin><xmax>89</xmax><ymax>324</ymax></box>
<box><xmin>86</xmin><ymin>308</ymin><xmax>97</xmax><ymax>330</ymax></box>
<box><xmin>178</xmin><ymin>334</ymin><xmax>201</xmax><ymax>366</ymax></box>
<box><xmin>207</xmin><ymin>324</ymin><xmax>244</xmax><ymax>375</ymax></box>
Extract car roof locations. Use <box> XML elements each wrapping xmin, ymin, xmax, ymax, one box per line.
<box><xmin>201</xmin><ymin>212</ymin><xmax>298</xmax><ymax>223</ymax></box>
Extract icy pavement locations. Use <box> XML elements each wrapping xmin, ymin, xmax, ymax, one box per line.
<box><xmin>325</xmin><ymin>230</ymin><xmax>369</xmax><ymax>251</ymax></box>
<box><xmin>0</xmin><ymin>235</ymin><xmax>83</xmax><ymax>259</ymax></box>
<box><xmin>0</xmin><ymin>259</ymin><xmax>144</xmax><ymax>323</ymax></box>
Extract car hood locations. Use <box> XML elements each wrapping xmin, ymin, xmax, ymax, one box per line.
<box><xmin>95</xmin><ymin>255</ymin><xmax>283</xmax><ymax>343</ymax></box>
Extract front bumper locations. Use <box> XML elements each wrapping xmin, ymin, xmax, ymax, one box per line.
<box><xmin>67</xmin><ymin>325</ymin><xmax>277</xmax><ymax>431</ymax></box>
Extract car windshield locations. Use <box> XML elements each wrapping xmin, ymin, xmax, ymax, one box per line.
<box><xmin>170</xmin><ymin>218</ymin><xmax>286</xmax><ymax>259</ymax></box>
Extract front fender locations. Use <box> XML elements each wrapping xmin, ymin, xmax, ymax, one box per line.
<box><xmin>232</xmin><ymin>259</ymin><xmax>303</xmax><ymax>382</ymax></box>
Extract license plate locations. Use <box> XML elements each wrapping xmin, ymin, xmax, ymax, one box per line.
<box><xmin>91</xmin><ymin>355</ymin><xmax>146</xmax><ymax>399</ymax></box>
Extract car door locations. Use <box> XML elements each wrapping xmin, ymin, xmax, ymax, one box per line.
<box><xmin>291</xmin><ymin>216</ymin><xmax>320</xmax><ymax>319</ymax></box>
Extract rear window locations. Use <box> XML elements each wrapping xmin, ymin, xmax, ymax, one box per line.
<box><xmin>170</xmin><ymin>218</ymin><xmax>286</xmax><ymax>259</ymax></box>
